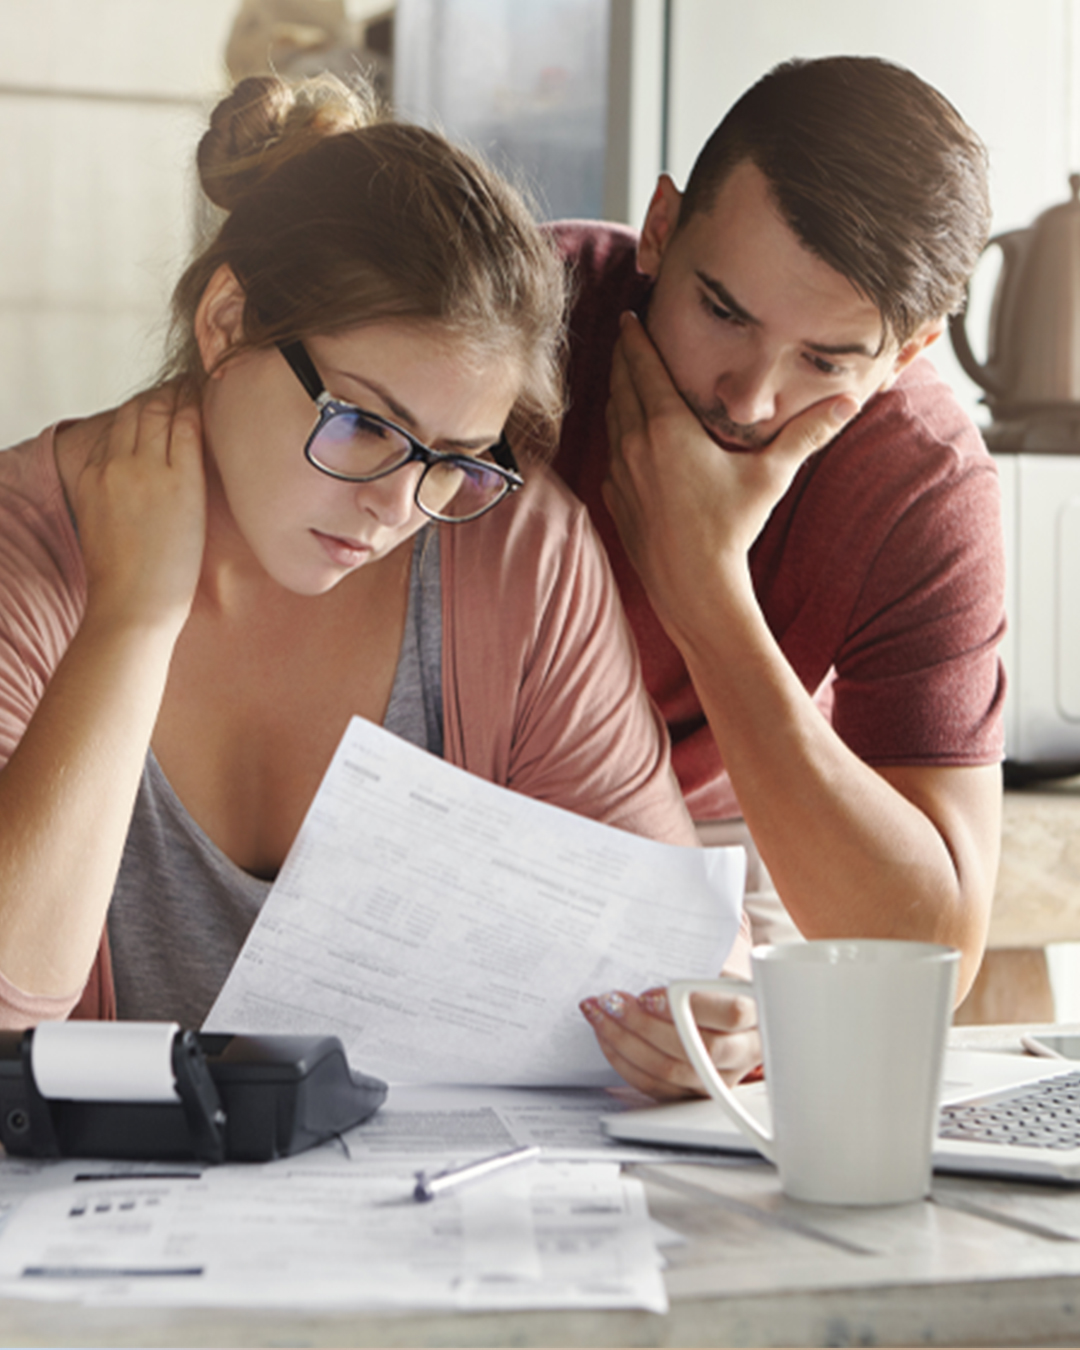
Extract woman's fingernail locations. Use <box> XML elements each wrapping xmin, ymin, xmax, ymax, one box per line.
<box><xmin>640</xmin><ymin>989</ymin><xmax>668</xmax><ymax>1016</ymax></box>
<box><xmin>598</xmin><ymin>991</ymin><xmax>627</xmax><ymax>1019</ymax></box>
<box><xmin>579</xmin><ymin>998</ymin><xmax>603</xmax><ymax>1024</ymax></box>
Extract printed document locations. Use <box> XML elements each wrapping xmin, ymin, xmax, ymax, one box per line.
<box><xmin>206</xmin><ymin>717</ymin><xmax>744</xmax><ymax>1086</ymax></box>
<box><xmin>0</xmin><ymin>1159</ymin><xmax>667</xmax><ymax>1313</ymax></box>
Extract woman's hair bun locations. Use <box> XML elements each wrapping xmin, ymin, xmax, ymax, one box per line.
<box><xmin>197</xmin><ymin>72</ymin><xmax>380</xmax><ymax>212</ymax></box>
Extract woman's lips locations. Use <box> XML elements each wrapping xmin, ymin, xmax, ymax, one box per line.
<box><xmin>312</xmin><ymin>529</ymin><xmax>373</xmax><ymax>567</ymax></box>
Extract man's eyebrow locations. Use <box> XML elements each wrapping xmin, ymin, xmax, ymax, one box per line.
<box><xmin>696</xmin><ymin>271</ymin><xmax>758</xmax><ymax>326</ymax></box>
<box><xmin>696</xmin><ymin>269</ymin><xmax>883</xmax><ymax>359</ymax></box>
<box><xmin>805</xmin><ymin>336</ymin><xmax>882</xmax><ymax>360</ymax></box>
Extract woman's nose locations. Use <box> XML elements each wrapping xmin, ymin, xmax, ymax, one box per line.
<box><xmin>357</xmin><ymin>464</ymin><xmax>422</xmax><ymax>527</ymax></box>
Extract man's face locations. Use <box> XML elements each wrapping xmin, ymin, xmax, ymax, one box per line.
<box><xmin>637</xmin><ymin>161</ymin><xmax>938</xmax><ymax>451</ymax></box>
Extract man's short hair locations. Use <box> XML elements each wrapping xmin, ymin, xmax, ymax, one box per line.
<box><xmin>679</xmin><ymin>56</ymin><xmax>991</xmax><ymax>344</ymax></box>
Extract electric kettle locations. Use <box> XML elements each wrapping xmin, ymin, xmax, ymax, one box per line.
<box><xmin>950</xmin><ymin>174</ymin><xmax>1080</xmax><ymax>417</ymax></box>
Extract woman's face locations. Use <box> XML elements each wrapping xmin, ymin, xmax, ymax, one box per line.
<box><xmin>200</xmin><ymin>320</ymin><xmax>521</xmax><ymax>594</ymax></box>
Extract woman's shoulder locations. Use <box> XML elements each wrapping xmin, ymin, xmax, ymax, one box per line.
<box><xmin>459</xmin><ymin>461</ymin><xmax>588</xmax><ymax>547</ymax></box>
<box><xmin>0</xmin><ymin>424</ymin><xmax>84</xmax><ymax>603</ymax></box>
<box><xmin>0</xmin><ymin>424</ymin><xmax>63</xmax><ymax>498</ymax></box>
<box><xmin>441</xmin><ymin>462</ymin><xmax>597</xmax><ymax>598</ymax></box>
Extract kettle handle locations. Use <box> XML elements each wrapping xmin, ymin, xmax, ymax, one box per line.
<box><xmin>948</xmin><ymin>228</ymin><xmax>1030</xmax><ymax>398</ymax></box>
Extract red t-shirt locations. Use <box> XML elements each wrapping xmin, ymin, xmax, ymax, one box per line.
<box><xmin>551</xmin><ymin>221</ymin><xmax>1006</xmax><ymax>821</ymax></box>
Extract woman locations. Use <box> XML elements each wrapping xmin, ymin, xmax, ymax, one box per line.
<box><xmin>0</xmin><ymin>74</ymin><xmax>753</xmax><ymax>1092</ymax></box>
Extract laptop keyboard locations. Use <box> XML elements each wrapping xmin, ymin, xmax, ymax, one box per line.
<box><xmin>938</xmin><ymin>1068</ymin><xmax>1080</xmax><ymax>1150</ymax></box>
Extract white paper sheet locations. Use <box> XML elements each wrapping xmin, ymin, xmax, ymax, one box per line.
<box><xmin>278</xmin><ymin>1082</ymin><xmax>732</xmax><ymax>1172</ymax></box>
<box><xmin>205</xmin><ymin>717</ymin><xmax>744</xmax><ymax>1086</ymax></box>
<box><xmin>0</xmin><ymin>1161</ymin><xmax>667</xmax><ymax>1313</ymax></box>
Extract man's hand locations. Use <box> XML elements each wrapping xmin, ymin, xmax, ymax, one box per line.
<box><xmin>580</xmin><ymin>985</ymin><xmax>760</xmax><ymax>1100</ymax></box>
<box><xmin>602</xmin><ymin>311</ymin><xmax>857</xmax><ymax>635</ymax></box>
<box><xmin>601</xmin><ymin>313</ymin><xmax>999</xmax><ymax>1003</ymax></box>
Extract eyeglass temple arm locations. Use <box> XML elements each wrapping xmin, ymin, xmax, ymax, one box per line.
<box><xmin>491</xmin><ymin>435</ymin><xmax>523</xmax><ymax>479</ymax></box>
<box><xmin>278</xmin><ymin>341</ymin><xmax>325</xmax><ymax>402</ymax></box>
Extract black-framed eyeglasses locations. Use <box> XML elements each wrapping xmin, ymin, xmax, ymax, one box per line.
<box><xmin>278</xmin><ymin>340</ymin><xmax>523</xmax><ymax>523</ymax></box>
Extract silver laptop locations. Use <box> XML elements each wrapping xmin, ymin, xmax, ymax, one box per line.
<box><xmin>602</xmin><ymin>1047</ymin><xmax>1080</xmax><ymax>1183</ymax></box>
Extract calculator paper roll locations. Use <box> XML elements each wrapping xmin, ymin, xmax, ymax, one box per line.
<box><xmin>30</xmin><ymin>1020</ymin><xmax>181</xmax><ymax>1101</ymax></box>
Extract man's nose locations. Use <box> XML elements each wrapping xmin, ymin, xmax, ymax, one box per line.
<box><xmin>716</xmin><ymin>356</ymin><xmax>781</xmax><ymax>427</ymax></box>
<box><xmin>358</xmin><ymin>463</ymin><xmax>422</xmax><ymax>527</ymax></box>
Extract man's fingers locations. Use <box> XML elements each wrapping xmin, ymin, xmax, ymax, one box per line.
<box><xmin>613</xmin><ymin>311</ymin><xmax>686</xmax><ymax>416</ymax></box>
<box><xmin>607</xmin><ymin>331</ymin><xmax>649</xmax><ymax>447</ymax></box>
<box><xmin>769</xmin><ymin>392</ymin><xmax>860</xmax><ymax>475</ymax></box>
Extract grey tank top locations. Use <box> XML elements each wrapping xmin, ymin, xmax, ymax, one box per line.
<box><xmin>107</xmin><ymin>530</ymin><xmax>443</xmax><ymax>1026</ymax></box>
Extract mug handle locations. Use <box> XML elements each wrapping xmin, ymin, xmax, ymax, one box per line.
<box><xmin>667</xmin><ymin>978</ymin><xmax>776</xmax><ymax>1163</ymax></box>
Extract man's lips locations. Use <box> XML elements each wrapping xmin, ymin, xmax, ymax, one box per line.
<box><xmin>690</xmin><ymin>399</ymin><xmax>771</xmax><ymax>453</ymax></box>
<box><xmin>703</xmin><ymin>424</ymin><xmax>766</xmax><ymax>455</ymax></box>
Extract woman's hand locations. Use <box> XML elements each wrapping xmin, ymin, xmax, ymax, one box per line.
<box><xmin>0</xmin><ymin>387</ymin><xmax>209</xmax><ymax>1003</ymax></box>
<box><xmin>580</xmin><ymin>984</ymin><xmax>760</xmax><ymax>1100</ymax></box>
<box><xmin>75</xmin><ymin>385</ymin><xmax>207</xmax><ymax>638</ymax></box>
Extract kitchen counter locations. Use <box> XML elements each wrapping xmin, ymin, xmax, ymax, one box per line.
<box><xmin>956</xmin><ymin>777</ymin><xmax>1080</xmax><ymax>1023</ymax></box>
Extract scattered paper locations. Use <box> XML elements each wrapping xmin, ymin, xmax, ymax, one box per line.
<box><xmin>206</xmin><ymin>717</ymin><xmax>744</xmax><ymax>1086</ymax></box>
<box><xmin>0</xmin><ymin>1161</ymin><xmax>667</xmax><ymax>1313</ymax></box>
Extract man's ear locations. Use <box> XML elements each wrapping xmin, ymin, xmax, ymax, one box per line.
<box><xmin>194</xmin><ymin>264</ymin><xmax>248</xmax><ymax>378</ymax></box>
<box><xmin>889</xmin><ymin>318</ymin><xmax>945</xmax><ymax>381</ymax></box>
<box><xmin>637</xmin><ymin>174</ymin><xmax>683</xmax><ymax>278</ymax></box>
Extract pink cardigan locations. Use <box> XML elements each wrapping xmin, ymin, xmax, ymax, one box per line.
<box><xmin>0</xmin><ymin>428</ymin><xmax>702</xmax><ymax>1023</ymax></box>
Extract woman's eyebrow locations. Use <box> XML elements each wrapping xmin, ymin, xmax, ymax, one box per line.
<box><xmin>331</xmin><ymin>369</ymin><xmax>417</xmax><ymax>427</ymax></box>
<box><xmin>330</xmin><ymin>369</ymin><xmax>500</xmax><ymax>451</ymax></box>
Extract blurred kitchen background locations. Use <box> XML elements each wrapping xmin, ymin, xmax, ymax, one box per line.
<box><xmin>4</xmin><ymin>0</ymin><xmax>1080</xmax><ymax>1015</ymax></box>
<box><xmin>4</xmin><ymin>0</ymin><xmax>1076</xmax><ymax>448</ymax></box>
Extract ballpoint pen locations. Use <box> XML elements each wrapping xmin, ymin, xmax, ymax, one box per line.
<box><xmin>413</xmin><ymin>1144</ymin><xmax>541</xmax><ymax>1202</ymax></box>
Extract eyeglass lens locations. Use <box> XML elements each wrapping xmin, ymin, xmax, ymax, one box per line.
<box><xmin>311</xmin><ymin>408</ymin><xmax>508</xmax><ymax>520</ymax></box>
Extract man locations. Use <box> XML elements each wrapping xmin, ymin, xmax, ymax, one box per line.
<box><xmin>569</xmin><ymin>57</ymin><xmax>1005</xmax><ymax>1096</ymax></box>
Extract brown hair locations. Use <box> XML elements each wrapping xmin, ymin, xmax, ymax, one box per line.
<box><xmin>679</xmin><ymin>57</ymin><xmax>991</xmax><ymax>344</ymax></box>
<box><xmin>164</xmin><ymin>74</ymin><xmax>567</xmax><ymax>457</ymax></box>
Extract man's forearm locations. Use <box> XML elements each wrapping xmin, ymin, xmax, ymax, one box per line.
<box><xmin>674</xmin><ymin>577</ymin><xmax>997</xmax><ymax>999</ymax></box>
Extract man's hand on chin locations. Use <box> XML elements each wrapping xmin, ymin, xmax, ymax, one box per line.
<box><xmin>602</xmin><ymin>310</ymin><xmax>858</xmax><ymax>636</ymax></box>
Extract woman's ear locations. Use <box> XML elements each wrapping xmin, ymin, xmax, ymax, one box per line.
<box><xmin>194</xmin><ymin>265</ymin><xmax>248</xmax><ymax>378</ymax></box>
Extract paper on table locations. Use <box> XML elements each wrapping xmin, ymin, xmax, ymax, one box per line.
<box><xmin>0</xmin><ymin>1162</ymin><xmax>668</xmax><ymax>1313</ymax></box>
<box><xmin>206</xmin><ymin>717</ymin><xmax>744</xmax><ymax>1086</ymax></box>
<box><xmin>282</xmin><ymin>1082</ymin><xmax>759</xmax><ymax>1171</ymax></box>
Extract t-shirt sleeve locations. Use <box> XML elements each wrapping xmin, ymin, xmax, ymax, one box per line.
<box><xmin>830</xmin><ymin>455</ymin><xmax>1006</xmax><ymax>765</ymax></box>
<box><xmin>0</xmin><ymin>435</ymin><xmax>93</xmax><ymax>1023</ymax></box>
<box><xmin>0</xmin><ymin>477</ymin><xmax>85</xmax><ymax>767</ymax></box>
<box><xmin>509</xmin><ymin>500</ymin><xmax>698</xmax><ymax>843</ymax></box>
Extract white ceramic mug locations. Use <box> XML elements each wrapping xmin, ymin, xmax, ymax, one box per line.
<box><xmin>669</xmin><ymin>940</ymin><xmax>960</xmax><ymax>1205</ymax></box>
